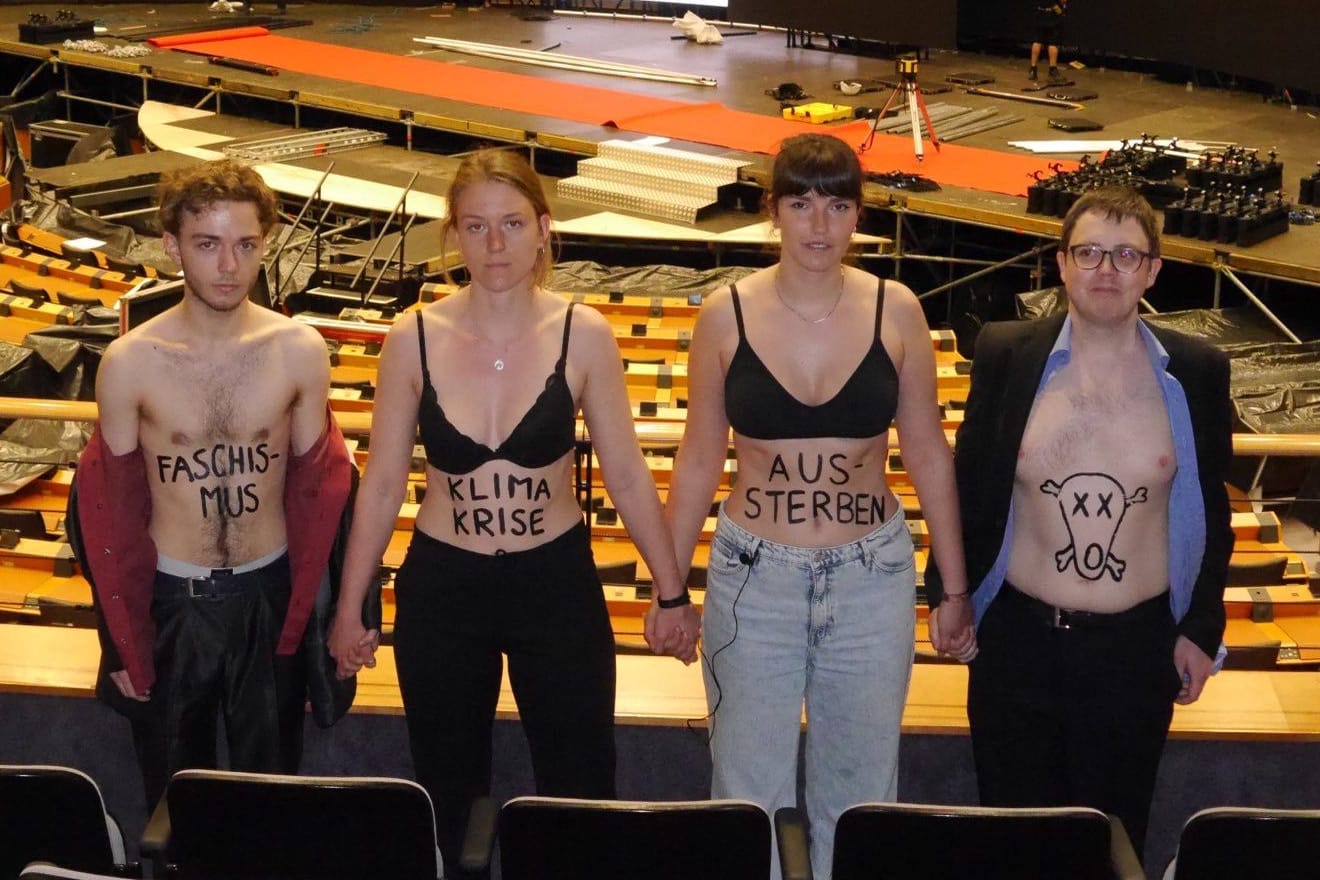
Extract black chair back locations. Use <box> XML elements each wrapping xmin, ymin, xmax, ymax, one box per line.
<box><xmin>52</xmin><ymin>289</ymin><xmax>104</xmax><ymax>308</ymax></box>
<box><xmin>830</xmin><ymin>803</ymin><xmax>1137</xmax><ymax>880</ymax></box>
<box><xmin>1171</xmin><ymin>807</ymin><xmax>1320</xmax><ymax>880</ymax></box>
<box><xmin>20</xmin><ymin>867</ymin><xmax>125</xmax><ymax>880</ymax></box>
<box><xmin>1226</xmin><ymin>554</ymin><xmax>1289</xmax><ymax>586</ymax></box>
<box><xmin>149</xmin><ymin>770</ymin><xmax>440</xmax><ymax>880</ymax></box>
<box><xmin>595</xmin><ymin>557</ymin><xmax>638</xmax><ymax>584</ymax></box>
<box><xmin>102</xmin><ymin>256</ymin><xmax>143</xmax><ymax>280</ymax></box>
<box><xmin>7</xmin><ymin>278</ymin><xmax>48</xmax><ymax>303</ymax></box>
<box><xmin>58</xmin><ymin>242</ymin><xmax>96</xmax><ymax>269</ymax></box>
<box><xmin>0</xmin><ymin>508</ymin><xmax>51</xmax><ymax>539</ymax></box>
<box><xmin>498</xmin><ymin>797</ymin><xmax>771</xmax><ymax>880</ymax></box>
<box><xmin>0</xmin><ymin>765</ymin><xmax>126</xmax><ymax>880</ymax></box>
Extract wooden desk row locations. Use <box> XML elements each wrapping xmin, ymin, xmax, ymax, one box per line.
<box><xmin>5</xmin><ymin>622</ymin><xmax>1320</xmax><ymax>741</ymax></box>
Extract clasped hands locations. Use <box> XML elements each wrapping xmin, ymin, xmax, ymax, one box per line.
<box><xmin>329</xmin><ymin>613</ymin><xmax>381</xmax><ymax>680</ymax></box>
<box><xmin>929</xmin><ymin>592</ymin><xmax>977</xmax><ymax>663</ymax></box>
<box><xmin>644</xmin><ymin>601</ymin><xmax>702</xmax><ymax>665</ymax></box>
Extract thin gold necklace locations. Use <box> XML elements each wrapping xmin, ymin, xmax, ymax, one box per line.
<box><xmin>774</xmin><ymin>266</ymin><xmax>846</xmax><ymax>325</ymax></box>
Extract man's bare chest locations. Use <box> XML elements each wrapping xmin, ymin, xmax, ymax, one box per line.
<box><xmin>1019</xmin><ymin>369</ymin><xmax>1173</xmax><ymax>478</ymax></box>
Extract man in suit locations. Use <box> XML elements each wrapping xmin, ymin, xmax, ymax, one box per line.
<box><xmin>926</xmin><ymin>186</ymin><xmax>1234</xmax><ymax>857</ymax></box>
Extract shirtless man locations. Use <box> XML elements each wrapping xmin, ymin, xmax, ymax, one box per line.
<box><xmin>925</xmin><ymin>186</ymin><xmax>1234</xmax><ymax>858</ymax></box>
<box><xmin>75</xmin><ymin>159</ymin><xmax>352</xmax><ymax>809</ymax></box>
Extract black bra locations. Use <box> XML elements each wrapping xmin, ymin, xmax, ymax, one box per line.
<box><xmin>416</xmin><ymin>305</ymin><xmax>577</xmax><ymax>475</ymax></box>
<box><xmin>723</xmin><ymin>280</ymin><xmax>899</xmax><ymax>440</ymax></box>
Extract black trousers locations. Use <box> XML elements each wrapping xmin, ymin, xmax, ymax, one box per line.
<box><xmin>393</xmin><ymin>522</ymin><xmax>617</xmax><ymax>879</ymax></box>
<box><xmin>967</xmin><ymin>583</ymin><xmax>1181</xmax><ymax>858</ymax></box>
<box><xmin>130</xmin><ymin>556</ymin><xmax>306</xmax><ymax>811</ymax></box>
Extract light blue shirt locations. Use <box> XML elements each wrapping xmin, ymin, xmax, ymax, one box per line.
<box><xmin>971</xmin><ymin>316</ymin><xmax>1208</xmax><ymax>633</ymax></box>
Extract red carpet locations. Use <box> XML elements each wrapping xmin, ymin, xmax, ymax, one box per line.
<box><xmin>155</xmin><ymin>29</ymin><xmax>1064</xmax><ymax>197</ymax></box>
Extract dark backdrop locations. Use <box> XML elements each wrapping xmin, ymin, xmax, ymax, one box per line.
<box><xmin>958</xmin><ymin>0</ymin><xmax>1318</xmax><ymax>94</ymax></box>
<box><xmin>728</xmin><ymin>0</ymin><xmax>958</xmax><ymax>50</ymax></box>
<box><xmin>725</xmin><ymin>1</ymin><xmax>1317</xmax><ymax>94</ymax></box>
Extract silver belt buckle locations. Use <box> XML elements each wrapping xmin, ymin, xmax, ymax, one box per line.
<box><xmin>1052</xmin><ymin>606</ymin><xmax>1070</xmax><ymax>629</ymax></box>
<box><xmin>185</xmin><ymin>575</ymin><xmax>211</xmax><ymax>598</ymax></box>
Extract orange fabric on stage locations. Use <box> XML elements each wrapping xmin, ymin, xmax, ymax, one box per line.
<box><xmin>149</xmin><ymin>26</ymin><xmax>273</xmax><ymax>48</ymax></box>
<box><xmin>160</xmin><ymin>32</ymin><xmax>1062</xmax><ymax>196</ymax></box>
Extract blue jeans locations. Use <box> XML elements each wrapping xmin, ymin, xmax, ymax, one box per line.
<box><xmin>701</xmin><ymin>509</ymin><xmax>916</xmax><ymax>880</ymax></box>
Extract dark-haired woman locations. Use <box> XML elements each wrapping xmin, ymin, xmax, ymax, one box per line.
<box><xmin>666</xmin><ymin>133</ymin><xmax>974</xmax><ymax>878</ymax></box>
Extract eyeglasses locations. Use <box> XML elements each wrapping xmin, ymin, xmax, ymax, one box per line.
<box><xmin>1067</xmin><ymin>244</ymin><xmax>1151</xmax><ymax>274</ymax></box>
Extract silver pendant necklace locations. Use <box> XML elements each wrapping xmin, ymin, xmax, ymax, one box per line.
<box><xmin>774</xmin><ymin>266</ymin><xmax>846</xmax><ymax>325</ymax></box>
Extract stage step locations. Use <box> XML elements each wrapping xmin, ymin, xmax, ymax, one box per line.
<box><xmin>557</xmin><ymin>176</ymin><xmax>712</xmax><ymax>225</ymax></box>
<box><xmin>595</xmin><ymin>139</ymin><xmax>747</xmax><ymax>179</ymax></box>
<box><xmin>576</xmin><ymin>158</ymin><xmax>735</xmax><ymax>203</ymax></box>
<box><xmin>558</xmin><ymin>139</ymin><xmax>749</xmax><ymax>225</ymax></box>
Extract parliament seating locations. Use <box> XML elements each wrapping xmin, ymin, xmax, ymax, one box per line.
<box><xmin>1163</xmin><ymin>806</ymin><xmax>1320</xmax><ymax>880</ymax></box>
<box><xmin>778</xmin><ymin>802</ymin><xmax>1144</xmax><ymax>880</ymax></box>
<box><xmin>141</xmin><ymin>769</ymin><xmax>442</xmax><ymax>880</ymax></box>
<box><xmin>20</xmin><ymin>867</ymin><xmax>128</xmax><ymax>880</ymax></box>
<box><xmin>0</xmin><ymin>765</ymin><xmax>133</xmax><ymax>880</ymax></box>
<box><xmin>474</xmin><ymin>796</ymin><xmax>771</xmax><ymax>880</ymax></box>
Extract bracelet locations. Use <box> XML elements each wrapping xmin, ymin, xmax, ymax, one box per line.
<box><xmin>657</xmin><ymin>589</ymin><xmax>692</xmax><ymax>609</ymax></box>
<box><xmin>941</xmin><ymin>592</ymin><xmax>970</xmax><ymax>603</ymax></box>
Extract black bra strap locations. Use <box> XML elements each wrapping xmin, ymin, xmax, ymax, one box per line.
<box><xmin>729</xmin><ymin>283</ymin><xmax>746</xmax><ymax>339</ymax></box>
<box><xmin>415</xmin><ymin>311</ymin><xmax>431</xmax><ymax>385</ymax></box>
<box><xmin>875</xmin><ymin>278</ymin><xmax>886</xmax><ymax>337</ymax></box>
<box><xmin>556</xmin><ymin>302</ymin><xmax>576</xmax><ymax>372</ymax></box>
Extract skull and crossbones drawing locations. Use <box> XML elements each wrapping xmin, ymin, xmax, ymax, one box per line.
<box><xmin>1040</xmin><ymin>473</ymin><xmax>1147</xmax><ymax>581</ymax></box>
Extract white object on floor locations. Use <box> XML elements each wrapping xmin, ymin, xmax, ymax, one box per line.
<box><xmin>672</xmin><ymin>11</ymin><xmax>722</xmax><ymax>44</ymax></box>
<box><xmin>1008</xmin><ymin>137</ymin><xmax>1218</xmax><ymax>154</ymax></box>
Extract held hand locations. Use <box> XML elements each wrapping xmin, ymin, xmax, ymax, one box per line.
<box><xmin>1173</xmin><ymin>635</ymin><xmax>1214</xmax><ymax>705</ymax></box>
<box><xmin>644</xmin><ymin>602</ymin><xmax>701</xmax><ymax>665</ymax></box>
<box><xmin>329</xmin><ymin>611</ymin><xmax>379</xmax><ymax>680</ymax></box>
<box><xmin>109</xmin><ymin>669</ymin><xmax>150</xmax><ymax>702</ymax></box>
<box><xmin>930</xmin><ymin>596</ymin><xmax>977</xmax><ymax>663</ymax></box>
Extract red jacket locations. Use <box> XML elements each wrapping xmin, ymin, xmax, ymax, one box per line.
<box><xmin>76</xmin><ymin>409</ymin><xmax>353</xmax><ymax>694</ymax></box>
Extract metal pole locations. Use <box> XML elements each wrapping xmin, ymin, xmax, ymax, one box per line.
<box><xmin>412</xmin><ymin>36</ymin><xmax>717</xmax><ymax>87</ymax></box>
<box><xmin>9</xmin><ymin>58</ymin><xmax>52</xmax><ymax>100</ymax></box>
<box><xmin>351</xmin><ymin>172</ymin><xmax>420</xmax><ymax>296</ymax></box>
<box><xmin>271</xmin><ymin>164</ymin><xmax>335</xmax><ymax>307</ymax></box>
<box><xmin>1219</xmin><ymin>264</ymin><xmax>1301</xmax><ymax>343</ymax></box>
<box><xmin>55</xmin><ymin>92</ymin><xmax>141</xmax><ymax>114</ymax></box>
<box><xmin>891</xmin><ymin>206</ymin><xmax>904</xmax><ymax>282</ymax></box>
<box><xmin>365</xmin><ymin>213</ymin><xmax>418</xmax><ymax>303</ymax></box>
<box><xmin>277</xmin><ymin>201</ymin><xmax>338</xmax><ymax>301</ymax></box>
<box><xmin>917</xmin><ymin>242</ymin><xmax>1056</xmax><ymax>301</ymax></box>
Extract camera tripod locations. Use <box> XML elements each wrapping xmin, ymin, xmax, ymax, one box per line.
<box><xmin>859</xmin><ymin>56</ymin><xmax>941</xmax><ymax>161</ymax></box>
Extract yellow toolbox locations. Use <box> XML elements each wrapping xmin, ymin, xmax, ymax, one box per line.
<box><xmin>782</xmin><ymin>102</ymin><xmax>854</xmax><ymax>124</ymax></box>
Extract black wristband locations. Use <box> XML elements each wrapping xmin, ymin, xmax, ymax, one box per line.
<box><xmin>656</xmin><ymin>589</ymin><xmax>692</xmax><ymax>609</ymax></box>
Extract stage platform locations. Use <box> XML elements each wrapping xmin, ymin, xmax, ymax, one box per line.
<box><xmin>1</xmin><ymin>3</ymin><xmax>1319</xmax><ymax>308</ymax></box>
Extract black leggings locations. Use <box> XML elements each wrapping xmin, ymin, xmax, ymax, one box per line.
<box><xmin>392</xmin><ymin>521</ymin><xmax>616</xmax><ymax>876</ymax></box>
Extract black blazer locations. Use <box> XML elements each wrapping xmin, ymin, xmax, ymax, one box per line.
<box><xmin>925</xmin><ymin>313</ymin><xmax>1234</xmax><ymax>657</ymax></box>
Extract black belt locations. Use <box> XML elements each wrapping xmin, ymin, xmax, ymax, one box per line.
<box><xmin>154</xmin><ymin>555</ymin><xmax>287</xmax><ymax>600</ymax></box>
<box><xmin>1001</xmin><ymin>583</ymin><xmax>1169</xmax><ymax>630</ymax></box>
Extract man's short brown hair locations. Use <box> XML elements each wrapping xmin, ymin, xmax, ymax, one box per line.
<box><xmin>158</xmin><ymin>159</ymin><xmax>279</xmax><ymax>237</ymax></box>
<box><xmin>1058</xmin><ymin>186</ymin><xmax>1161</xmax><ymax>258</ymax></box>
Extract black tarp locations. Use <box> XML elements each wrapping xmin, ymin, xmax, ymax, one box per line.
<box><xmin>549</xmin><ymin>261</ymin><xmax>754</xmax><ymax>298</ymax></box>
<box><xmin>0</xmin><ymin>340</ymin><xmax>83</xmax><ymax>496</ymax></box>
<box><xmin>22</xmin><ymin>323</ymin><xmax>118</xmax><ymax>402</ymax></box>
